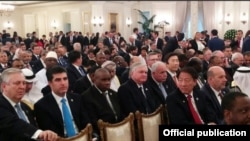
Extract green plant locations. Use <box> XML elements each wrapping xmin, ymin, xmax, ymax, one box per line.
<box><xmin>134</xmin><ymin>9</ymin><xmax>156</xmax><ymax>38</ymax></box>
<box><xmin>224</xmin><ymin>29</ymin><xmax>237</xmax><ymax>41</ymax></box>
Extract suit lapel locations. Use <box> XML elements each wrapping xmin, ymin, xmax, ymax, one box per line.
<box><xmin>48</xmin><ymin>94</ymin><xmax>64</xmax><ymax>129</ymax></box>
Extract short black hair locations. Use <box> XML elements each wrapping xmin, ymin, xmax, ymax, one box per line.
<box><xmin>211</xmin><ymin>29</ymin><xmax>218</xmax><ymax>36</ymax></box>
<box><xmin>87</xmin><ymin>65</ymin><xmax>101</xmax><ymax>74</ymax></box>
<box><xmin>177</xmin><ymin>67</ymin><xmax>198</xmax><ymax>80</ymax></box>
<box><xmin>46</xmin><ymin>66</ymin><xmax>67</xmax><ymax>82</ymax></box>
<box><xmin>164</xmin><ymin>52</ymin><xmax>179</xmax><ymax>64</ymax></box>
<box><xmin>68</xmin><ymin>50</ymin><xmax>81</xmax><ymax>63</ymax></box>
<box><xmin>221</xmin><ymin>92</ymin><xmax>248</xmax><ymax>111</ymax></box>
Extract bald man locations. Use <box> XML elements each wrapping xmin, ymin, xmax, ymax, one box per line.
<box><xmin>81</xmin><ymin>68</ymin><xmax>124</xmax><ymax>134</ymax></box>
<box><xmin>200</xmin><ymin>66</ymin><xmax>229</xmax><ymax>124</ymax></box>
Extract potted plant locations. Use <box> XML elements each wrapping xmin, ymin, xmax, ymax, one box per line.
<box><xmin>134</xmin><ymin>9</ymin><xmax>156</xmax><ymax>38</ymax></box>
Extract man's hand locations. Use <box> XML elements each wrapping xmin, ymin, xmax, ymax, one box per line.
<box><xmin>38</xmin><ymin>130</ymin><xmax>58</xmax><ymax>141</ymax></box>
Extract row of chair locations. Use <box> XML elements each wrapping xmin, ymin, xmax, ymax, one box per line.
<box><xmin>57</xmin><ymin>105</ymin><xmax>166</xmax><ymax>141</ymax></box>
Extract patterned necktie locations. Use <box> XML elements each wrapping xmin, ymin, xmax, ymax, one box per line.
<box><xmin>159</xmin><ymin>83</ymin><xmax>168</xmax><ymax>99</ymax></box>
<box><xmin>79</xmin><ymin>67</ymin><xmax>85</xmax><ymax>76</ymax></box>
<box><xmin>218</xmin><ymin>92</ymin><xmax>224</xmax><ymax>100</ymax></box>
<box><xmin>61</xmin><ymin>98</ymin><xmax>76</xmax><ymax>137</ymax></box>
<box><xmin>186</xmin><ymin>95</ymin><xmax>203</xmax><ymax>124</ymax></box>
<box><xmin>15</xmin><ymin>103</ymin><xmax>29</xmax><ymax>123</ymax></box>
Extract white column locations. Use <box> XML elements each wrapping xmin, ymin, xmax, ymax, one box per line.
<box><xmin>190</xmin><ymin>1</ymin><xmax>199</xmax><ymax>38</ymax></box>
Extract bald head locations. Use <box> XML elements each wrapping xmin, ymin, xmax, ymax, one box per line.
<box><xmin>207</xmin><ymin>66</ymin><xmax>227</xmax><ymax>91</ymax></box>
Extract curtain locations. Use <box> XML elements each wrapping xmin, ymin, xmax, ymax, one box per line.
<box><xmin>175</xmin><ymin>1</ymin><xmax>188</xmax><ymax>32</ymax></box>
<box><xmin>202</xmin><ymin>1</ymin><xmax>216</xmax><ymax>33</ymax></box>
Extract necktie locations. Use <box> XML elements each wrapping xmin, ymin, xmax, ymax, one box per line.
<box><xmin>103</xmin><ymin>92</ymin><xmax>117</xmax><ymax>120</ymax></box>
<box><xmin>61</xmin><ymin>98</ymin><xmax>76</xmax><ymax>137</ymax></box>
<box><xmin>15</xmin><ymin>103</ymin><xmax>29</xmax><ymax>123</ymax></box>
<box><xmin>218</xmin><ymin>92</ymin><xmax>224</xmax><ymax>100</ymax></box>
<box><xmin>186</xmin><ymin>95</ymin><xmax>203</xmax><ymax>124</ymax></box>
<box><xmin>173</xmin><ymin>75</ymin><xmax>178</xmax><ymax>86</ymax></box>
<box><xmin>79</xmin><ymin>67</ymin><xmax>85</xmax><ymax>76</ymax></box>
<box><xmin>159</xmin><ymin>83</ymin><xmax>168</xmax><ymax>99</ymax></box>
<box><xmin>139</xmin><ymin>87</ymin><xmax>151</xmax><ymax>114</ymax></box>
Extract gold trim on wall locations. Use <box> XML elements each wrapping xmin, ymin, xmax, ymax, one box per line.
<box><xmin>82</xmin><ymin>12</ymin><xmax>91</xmax><ymax>34</ymax></box>
<box><xmin>109</xmin><ymin>13</ymin><xmax>118</xmax><ymax>33</ymax></box>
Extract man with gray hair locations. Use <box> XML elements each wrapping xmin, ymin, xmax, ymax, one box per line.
<box><xmin>117</xmin><ymin>62</ymin><xmax>157</xmax><ymax>116</ymax></box>
<box><xmin>0</xmin><ymin>68</ymin><xmax>58</xmax><ymax>141</ymax></box>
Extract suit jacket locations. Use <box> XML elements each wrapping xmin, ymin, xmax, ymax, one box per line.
<box><xmin>162</xmin><ymin>36</ymin><xmax>179</xmax><ymax>56</ymax></box>
<box><xmin>0</xmin><ymin>95</ymin><xmax>38</xmax><ymax>141</ymax></box>
<box><xmin>156</xmin><ymin>37</ymin><xmax>164</xmax><ymax>50</ymax></box>
<box><xmin>200</xmin><ymin>83</ymin><xmax>228</xmax><ymax>124</ymax></box>
<box><xmin>30</xmin><ymin>59</ymin><xmax>44</xmax><ymax>74</ymax></box>
<box><xmin>66</xmin><ymin>36</ymin><xmax>77</xmax><ymax>52</ymax></box>
<box><xmin>146</xmin><ymin>75</ymin><xmax>169</xmax><ymax>106</ymax></box>
<box><xmin>81</xmin><ymin>86</ymin><xmax>124</xmax><ymax>132</ymax></box>
<box><xmin>34</xmin><ymin>93</ymin><xmax>90</xmax><ymax>137</ymax></box>
<box><xmin>73</xmin><ymin>75</ymin><xmax>92</xmax><ymax>94</ymax></box>
<box><xmin>166</xmin><ymin>88</ymin><xmax>217</xmax><ymax>124</ymax></box>
<box><xmin>208</xmin><ymin>37</ymin><xmax>225</xmax><ymax>52</ymax></box>
<box><xmin>117</xmin><ymin>79</ymin><xmax>158</xmax><ymax>116</ymax></box>
<box><xmin>103</xmin><ymin>37</ymin><xmax>113</xmax><ymax>48</ymax></box>
<box><xmin>31</xmin><ymin>54</ymin><xmax>40</xmax><ymax>62</ymax></box>
<box><xmin>165</xmin><ymin>72</ymin><xmax>178</xmax><ymax>94</ymax></box>
<box><xmin>66</xmin><ymin>64</ymin><xmax>86</xmax><ymax>92</ymax></box>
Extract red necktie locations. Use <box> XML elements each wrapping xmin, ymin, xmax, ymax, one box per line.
<box><xmin>187</xmin><ymin>95</ymin><xmax>203</xmax><ymax>124</ymax></box>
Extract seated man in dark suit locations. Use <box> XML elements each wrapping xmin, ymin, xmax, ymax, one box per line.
<box><xmin>73</xmin><ymin>65</ymin><xmax>100</xmax><ymax>94</ymax></box>
<box><xmin>82</xmin><ymin>68</ymin><xmax>124</xmax><ymax>134</ymax></box>
<box><xmin>166</xmin><ymin>67</ymin><xmax>217</xmax><ymax>124</ymax></box>
<box><xmin>0</xmin><ymin>68</ymin><xmax>58</xmax><ymax>141</ymax></box>
<box><xmin>34</xmin><ymin>66</ymin><xmax>98</xmax><ymax>139</ymax></box>
<box><xmin>200</xmin><ymin>66</ymin><xmax>228</xmax><ymax>124</ymax></box>
<box><xmin>117</xmin><ymin>62</ymin><xmax>158</xmax><ymax>116</ymax></box>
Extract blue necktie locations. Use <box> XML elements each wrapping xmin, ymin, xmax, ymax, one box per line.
<box><xmin>61</xmin><ymin>98</ymin><xmax>76</xmax><ymax>137</ymax></box>
<box><xmin>159</xmin><ymin>83</ymin><xmax>168</xmax><ymax>99</ymax></box>
<box><xmin>15</xmin><ymin>103</ymin><xmax>29</xmax><ymax>123</ymax></box>
<box><xmin>79</xmin><ymin>67</ymin><xmax>85</xmax><ymax>76</ymax></box>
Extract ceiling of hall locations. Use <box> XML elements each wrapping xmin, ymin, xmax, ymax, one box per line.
<box><xmin>0</xmin><ymin>1</ymin><xmax>50</xmax><ymax>6</ymax></box>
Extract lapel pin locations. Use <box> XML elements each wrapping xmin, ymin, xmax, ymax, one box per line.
<box><xmin>71</xmin><ymin>99</ymin><xmax>74</xmax><ymax>102</ymax></box>
<box><xmin>145</xmin><ymin>88</ymin><xmax>148</xmax><ymax>91</ymax></box>
<box><xmin>182</xmin><ymin>100</ymin><xmax>185</xmax><ymax>103</ymax></box>
<box><xmin>196</xmin><ymin>97</ymin><xmax>199</xmax><ymax>101</ymax></box>
<box><xmin>110</xmin><ymin>92</ymin><xmax>112</xmax><ymax>96</ymax></box>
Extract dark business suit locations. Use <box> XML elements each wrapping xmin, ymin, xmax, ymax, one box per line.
<box><xmin>208</xmin><ymin>37</ymin><xmax>225</xmax><ymax>52</ymax></box>
<box><xmin>165</xmin><ymin>72</ymin><xmax>178</xmax><ymax>94</ymax></box>
<box><xmin>66</xmin><ymin>64</ymin><xmax>86</xmax><ymax>92</ymax></box>
<box><xmin>73</xmin><ymin>75</ymin><xmax>92</xmax><ymax>94</ymax></box>
<box><xmin>162</xmin><ymin>36</ymin><xmax>179</xmax><ymax>57</ymax></box>
<box><xmin>156</xmin><ymin>37</ymin><xmax>164</xmax><ymax>50</ymax></box>
<box><xmin>34</xmin><ymin>93</ymin><xmax>90</xmax><ymax>137</ymax></box>
<box><xmin>117</xmin><ymin>79</ymin><xmax>158</xmax><ymax>116</ymax></box>
<box><xmin>82</xmin><ymin>86</ymin><xmax>124</xmax><ymax>132</ymax></box>
<box><xmin>166</xmin><ymin>88</ymin><xmax>217</xmax><ymax>124</ymax></box>
<box><xmin>0</xmin><ymin>95</ymin><xmax>38</xmax><ymax>141</ymax></box>
<box><xmin>30</xmin><ymin>59</ymin><xmax>44</xmax><ymax>74</ymax></box>
<box><xmin>146</xmin><ymin>75</ymin><xmax>169</xmax><ymax>106</ymax></box>
<box><xmin>200</xmin><ymin>83</ymin><xmax>228</xmax><ymax>124</ymax></box>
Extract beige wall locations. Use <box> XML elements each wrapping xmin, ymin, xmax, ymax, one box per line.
<box><xmin>1</xmin><ymin>1</ymin><xmax>250</xmax><ymax>41</ymax></box>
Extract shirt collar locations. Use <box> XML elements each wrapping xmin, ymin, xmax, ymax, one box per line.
<box><xmin>51</xmin><ymin>91</ymin><xmax>67</xmax><ymax>105</ymax></box>
<box><xmin>94</xmin><ymin>85</ymin><xmax>108</xmax><ymax>95</ymax></box>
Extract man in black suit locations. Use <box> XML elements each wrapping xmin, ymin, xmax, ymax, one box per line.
<box><xmin>82</xmin><ymin>68</ymin><xmax>124</xmax><ymax>133</ymax></box>
<box><xmin>24</xmin><ymin>33</ymin><xmax>33</xmax><ymax>50</ymax></box>
<box><xmin>162</xmin><ymin>32</ymin><xmax>185</xmax><ymax>57</ymax></box>
<box><xmin>34</xmin><ymin>66</ymin><xmax>95</xmax><ymax>138</ymax></box>
<box><xmin>147</xmin><ymin>61</ymin><xmax>169</xmax><ymax>106</ymax></box>
<box><xmin>164</xmin><ymin>52</ymin><xmax>180</xmax><ymax>94</ymax></box>
<box><xmin>200</xmin><ymin>66</ymin><xmax>228</xmax><ymax>124</ymax></box>
<box><xmin>66</xmin><ymin>50</ymin><xmax>86</xmax><ymax>92</ymax></box>
<box><xmin>73</xmin><ymin>65</ymin><xmax>99</xmax><ymax>94</ymax></box>
<box><xmin>30</xmin><ymin>42</ymin><xmax>41</xmax><ymax>63</ymax></box>
<box><xmin>0</xmin><ymin>68</ymin><xmax>58</xmax><ymax>141</ymax></box>
<box><xmin>152</xmin><ymin>31</ymin><xmax>164</xmax><ymax>50</ymax></box>
<box><xmin>166</xmin><ymin>67</ymin><xmax>217</xmax><ymax>124</ymax></box>
<box><xmin>117</xmin><ymin>62</ymin><xmax>158</xmax><ymax>116</ymax></box>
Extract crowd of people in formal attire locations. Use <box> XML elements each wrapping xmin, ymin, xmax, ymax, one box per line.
<box><xmin>0</xmin><ymin>27</ymin><xmax>250</xmax><ymax>141</ymax></box>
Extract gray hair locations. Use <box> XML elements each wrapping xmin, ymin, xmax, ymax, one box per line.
<box><xmin>231</xmin><ymin>52</ymin><xmax>243</xmax><ymax>61</ymax></box>
<box><xmin>151</xmin><ymin>61</ymin><xmax>166</xmax><ymax>73</ymax></box>
<box><xmin>129</xmin><ymin>62</ymin><xmax>147</xmax><ymax>78</ymax></box>
<box><xmin>1</xmin><ymin>68</ymin><xmax>23</xmax><ymax>84</ymax></box>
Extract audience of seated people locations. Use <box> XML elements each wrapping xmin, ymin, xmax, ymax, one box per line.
<box><xmin>1</xmin><ymin>28</ymin><xmax>250</xmax><ymax>140</ymax></box>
